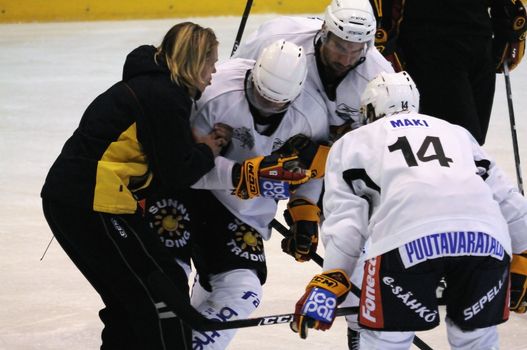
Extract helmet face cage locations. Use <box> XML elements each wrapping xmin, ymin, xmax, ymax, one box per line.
<box><xmin>323</xmin><ymin>0</ymin><xmax>376</xmax><ymax>43</ymax></box>
<box><xmin>360</xmin><ymin>71</ymin><xmax>420</xmax><ymax>123</ymax></box>
<box><xmin>251</xmin><ymin>39</ymin><xmax>308</xmax><ymax>105</ymax></box>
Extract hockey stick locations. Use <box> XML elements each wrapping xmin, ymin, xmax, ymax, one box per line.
<box><xmin>270</xmin><ymin>218</ymin><xmax>434</xmax><ymax>350</ymax></box>
<box><xmin>503</xmin><ymin>61</ymin><xmax>524</xmax><ymax>195</ymax></box>
<box><xmin>270</xmin><ymin>218</ymin><xmax>362</xmax><ymax>297</ymax></box>
<box><xmin>230</xmin><ymin>0</ymin><xmax>254</xmax><ymax>57</ymax></box>
<box><xmin>148</xmin><ymin>270</ymin><xmax>357</xmax><ymax>331</ymax></box>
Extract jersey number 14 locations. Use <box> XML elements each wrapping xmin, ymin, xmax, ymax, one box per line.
<box><xmin>388</xmin><ymin>136</ymin><xmax>453</xmax><ymax>167</ymax></box>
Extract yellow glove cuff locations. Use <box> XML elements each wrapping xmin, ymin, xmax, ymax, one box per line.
<box><xmin>287</xmin><ymin>198</ymin><xmax>321</xmax><ymax>223</ymax></box>
<box><xmin>309</xmin><ymin>145</ymin><xmax>330</xmax><ymax>179</ymax></box>
<box><xmin>307</xmin><ymin>269</ymin><xmax>351</xmax><ymax>299</ymax></box>
<box><xmin>233</xmin><ymin>156</ymin><xmax>264</xmax><ymax>199</ymax></box>
<box><xmin>511</xmin><ymin>251</ymin><xmax>527</xmax><ymax>275</ymax></box>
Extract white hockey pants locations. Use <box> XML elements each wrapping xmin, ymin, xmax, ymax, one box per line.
<box><xmin>359</xmin><ymin>317</ymin><xmax>499</xmax><ymax>350</ymax></box>
<box><xmin>190</xmin><ymin>269</ymin><xmax>262</xmax><ymax>350</ymax></box>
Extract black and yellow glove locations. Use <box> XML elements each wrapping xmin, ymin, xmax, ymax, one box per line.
<box><xmin>374</xmin><ymin>28</ymin><xmax>405</xmax><ymax>72</ymax></box>
<box><xmin>275</xmin><ymin>134</ymin><xmax>330</xmax><ymax>179</ymax></box>
<box><xmin>510</xmin><ymin>251</ymin><xmax>527</xmax><ymax>313</ymax></box>
<box><xmin>291</xmin><ymin>270</ymin><xmax>351</xmax><ymax>339</ymax></box>
<box><xmin>232</xmin><ymin>153</ymin><xmax>311</xmax><ymax>200</ymax></box>
<box><xmin>281</xmin><ymin>197</ymin><xmax>320</xmax><ymax>262</ymax></box>
<box><xmin>492</xmin><ymin>0</ymin><xmax>527</xmax><ymax>72</ymax></box>
<box><xmin>371</xmin><ymin>0</ymin><xmax>406</xmax><ymax>72</ymax></box>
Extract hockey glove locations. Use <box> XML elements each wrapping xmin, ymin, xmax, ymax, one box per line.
<box><xmin>291</xmin><ymin>270</ymin><xmax>351</xmax><ymax>339</ymax></box>
<box><xmin>492</xmin><ymin>0</ymin><xmax>527</xmax><ymax>72</ymax></box>
<box><xmin>275</xmin><ymin>134</ymin><xmax>330</xmax><ymax>179</ymax></box>
<box><xmin>510</xmin><ymin>251</ymin><xmax>527</xmax><ymax>313</ymax></box>
<box><xmin>281</xmin><ymin>197</ymin><xmax>320</xmax><ymax>262</ymax></box>
<box><xmin>375</xmin><ymin>28</ymin><xmax>405</xmax><ymax>72</ymax></box>
<box><xmin>371</xmin><ymin>0</ymin><xmax>406</xmax><ymax>72</ymax></box>
<box><xmin>232</xmin><ymin>154</ymin><xmax>311</xmax><ymax>200</ymax></box>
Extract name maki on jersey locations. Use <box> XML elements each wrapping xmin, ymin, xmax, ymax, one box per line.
<box><xmin>390</xmin><ymin>118</ymin><xmax>429</xmax><ymax>128</ymax></box>
<box><xmin>399</xmin><ymin>231</ymin><xmax>505</xmax><ymax>268</ymax></box>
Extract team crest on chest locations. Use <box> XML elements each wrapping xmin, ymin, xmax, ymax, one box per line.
<box><xmin>233</xmin><ymin>127</ymin><xmax>255</xmax><ymax>149</ymax></box>
<box><xmin>147</xmin><ymin>198</ymin><xmax>191</xmax><ymax>249</ymax></box>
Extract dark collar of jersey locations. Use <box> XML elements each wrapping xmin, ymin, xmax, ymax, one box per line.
<box><xmin>314</xmin><ymin>36</ymin><xmax>366</xmax><ymax>101</ymax></box>
<box><xmin>243</xmin><ymin>70</ymin><xmax>286</xmax><ymax>136</ymax></box>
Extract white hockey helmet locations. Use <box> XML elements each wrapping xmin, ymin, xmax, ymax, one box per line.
<box><xmin>251</xmin><ymin>39</ymin><xmax>308</xmax><ymax>104</ymax></box>
<box><xmin>360</xmin><ymin>71</ymin><xmax>420</xmax><ymax>123</ymax></box>
<box><xmin>323</xmin><ymin>0</ymin><xmax>376</xmax><ymax>43</ymax></box>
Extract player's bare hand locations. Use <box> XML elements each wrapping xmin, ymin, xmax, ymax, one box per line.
<box><xmin>211</xmin><ymin>123</ymin><xmax>233</xmax><ymax>147</ymax></box>
<box><xmin>193</xmin><ymin>128</ymin><xmax>225</xmax><ymax>157</ymax></box>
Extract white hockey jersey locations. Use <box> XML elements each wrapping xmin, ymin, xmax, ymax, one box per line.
<box><xmin>191</xmin><ymin>58</ymin><xmax>329</xmax><ymax>239</ymax></box>
<box><xmin>234</xmin><ymin>16</ymin><xmax>394</xmax><ymax>129</ymax></box>
<box><xmin>321</xmin><ymin>112</ymin><xmax>527</xmax><ymax>275</ymax></box>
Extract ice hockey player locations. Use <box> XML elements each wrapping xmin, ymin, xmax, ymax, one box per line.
<box><xmin>188</xmin><ymin>39</ymin><xmax>330</xmax><ymax>349</ymax></box>
<box><xmin>235</xmin><ymin>1</ymin><xmax>395</xmax><ymax>345</ymax></box>
<box><xmin>368</xmin><ymin>0</ymin><xmax>527</xmax><ymax>145</ymax></box>
<box><xmin>291</xmin><ymin>71</ymin><xmax>527</xmax><ymax>349</ymax></box>
<box><xmin>234</xmin><ymin>0</ymin><xmax>394</xmax><ymax>143</ymax></box>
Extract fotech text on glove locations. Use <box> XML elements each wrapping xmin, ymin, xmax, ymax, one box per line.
<box><xmin>291</xmin><ymin>270</ymin><xmax>351</xmax><ymax>339</ymax></box>
<box><xmin>232</xmin><ymin>153</ymin><xmax>311</xmax><ymax>200</ymax></box>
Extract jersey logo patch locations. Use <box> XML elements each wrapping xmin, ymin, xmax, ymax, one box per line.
<box><xmin>147</xmin><ymin>198</ymin><xmax>191</xmax><ymax>249</ymax></box>
<box><xmin>226</xmin><ymin>219</ymin><xmax>265</xmax><ymax>262</ymax></box>
<box><xmin>233</xmin><ymin>127</ymin><xmax>255</xmax><ymax>149</ymax></box>
<box><xmin>399</xmin><ymin>231</ymin><xmax>505</xmax><ymax>268</ymax></box>
<box><xmin>301</xmin><ymin>287</ymin><xmax>337</xmax><ymax>323</ymax></box>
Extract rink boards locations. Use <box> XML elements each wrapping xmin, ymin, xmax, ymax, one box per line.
<box><xmin>0</xmin><ymin>0</ymin><xmax>325</xmax><ymax>23</ymax></box>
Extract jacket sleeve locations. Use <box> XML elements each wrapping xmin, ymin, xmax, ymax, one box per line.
<box><xmin>134</xmin><ymin>77</ymin><xmax>215</xmax><ymax>191</ymax></box>
<box><xmin>191</xmin><ymin>156</ymin><xmax>236</xmax><ymax>190</ymax></box>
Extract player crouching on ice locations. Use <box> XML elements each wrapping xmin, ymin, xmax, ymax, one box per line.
<box><xmin>291</xmin><ymin>71</ymin><xmax>527</xmax><ymax>349</ymax></box>
<box><xmin>189</xmin><ymin>39</ymin><xmax>331</xmax><ymax>350</ymax></box>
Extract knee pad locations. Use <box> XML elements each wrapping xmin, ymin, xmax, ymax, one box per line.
<box><xmin>446</xmin><ymin>317</ymin><xmax>499</xmax><ymax>350</ymax></box>
<box><xmin>194</xmin><ymin>269</ymin><xmax>262</xmax><ymax>318</ymax></box>
<box><xmin>191</xmin><ymin>269</ymin><xmax>262</xmax><ymax>350</ymax></box>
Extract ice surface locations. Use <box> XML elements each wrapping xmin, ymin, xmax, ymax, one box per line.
<box><xmin>1</xmin><ymin>14</ymin><xmax>526</xmax><ymax>350</ymax></box>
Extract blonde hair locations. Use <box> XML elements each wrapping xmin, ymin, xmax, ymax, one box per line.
<box><xmin>156</xmin><ymin>22</ymin><xmax>218</xmax><ymax>92</ymax></box>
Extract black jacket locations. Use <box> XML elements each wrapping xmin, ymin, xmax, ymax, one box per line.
<box><xmin>41</xmin><ymin>45</ymin><xmax>214</xmax><ymax>213</ymax></box>
<box><xmin>399</xmin><ymin>0</ymin><xmax>494</xmax><ymax>38</ymax></box>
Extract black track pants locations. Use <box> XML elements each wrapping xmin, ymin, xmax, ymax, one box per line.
<box><xmin>400</xmin><ymin>34</ymin><xmax>495</xmax><ymax>145</ymax></box>
<box><xmin>42</xmin><ymin>199</ymin><xmax>191</xmax><ymax>350</ymax></box>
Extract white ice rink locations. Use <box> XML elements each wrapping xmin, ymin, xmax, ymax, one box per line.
<box><xmin>1</xmin><ymin>14</ymin><xmax>526</xmax><ymax>350</ymax></box>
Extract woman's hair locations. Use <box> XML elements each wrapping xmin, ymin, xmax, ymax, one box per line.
<box><xmin>156</xmin><ymin>22</ymin><xmax>218</xmax><ymax>91</ymax></box>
